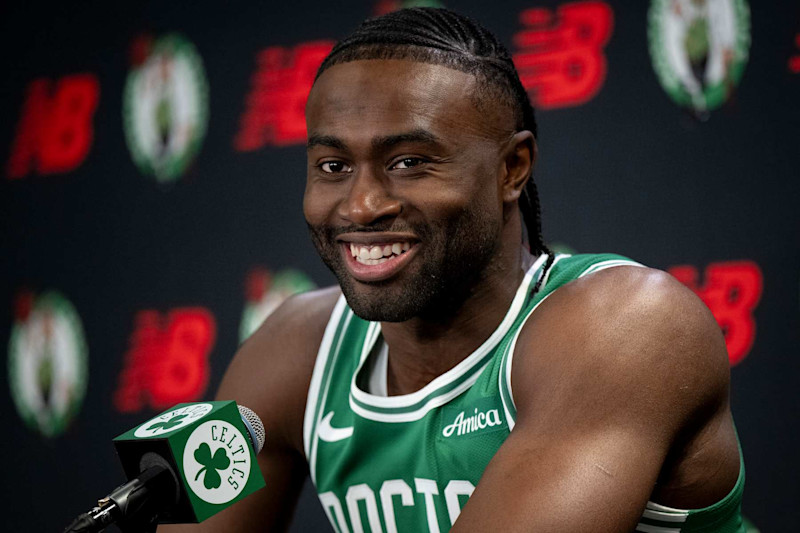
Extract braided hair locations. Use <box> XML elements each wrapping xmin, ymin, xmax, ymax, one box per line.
<box><xmin>315</xmin><ymin>7</ymin><xmax>554</xmax><ymax>285</ymax></box>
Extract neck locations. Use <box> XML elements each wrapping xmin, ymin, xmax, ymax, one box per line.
<box><xmin>380</xmin><ymin>244</ymin><xmax>536</xmax><ymax>396</ymax></box>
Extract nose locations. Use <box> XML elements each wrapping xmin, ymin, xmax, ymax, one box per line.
<box><xmin>337</xmin><ymin>167</ymin><xmax>401</xmax><ymax>226</ymax></box>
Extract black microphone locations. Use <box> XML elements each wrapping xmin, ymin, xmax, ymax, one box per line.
<box><xmin>64</xmin><ymin>401</ymin><xmax>266</xmax><ymax>533</ymax></box>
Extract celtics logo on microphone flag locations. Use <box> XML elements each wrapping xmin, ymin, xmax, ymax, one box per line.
<box><xmin>114</xmin><ymin>401</ymin><xmax>265</xmax><ymax>522</ymax></box>
<box><xmin>133</xmin><ymin>403</ymin><xmax>214</xmax><ymax>438</ymax></box>
<box><xmin>183</xmin><ymin>419</ymin><xmax>252</xmax><ymax>504</ymax></box>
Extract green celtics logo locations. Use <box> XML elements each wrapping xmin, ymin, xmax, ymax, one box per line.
<box><xmin>548</xmin><ymin>242</ymin><xmax>577</xmax><ymax>256</ymax></box>
<box><xmin>648</xmin><ymin>0</ymin><xmax>750</xmax><ymax>114</ymax></box>
<box><xmin>375</xmin><ymin>0</ymin><xmax>444</xmax><ymax>14</ymax></box>
<box><xmin>8</xmin><ymin>291</ymin><xmax>88</xmax><ymax>438</ymax></box>
<box><xmin>397</xmin><ymin>0</ymin><xmax>444</xmax><ymax>7</ymax></box>
<box><xmin>239</xmin><ymin>268</ymin><xmax>316</xmax><ymax>342</ymax></box>
<box><xmin>183</xmin><ymin>420</ymin><xmax>251</xmax><ymax>504</ymax></box>
<box><xmin>123</xmin><ymin>33</ymin><xmax>209</xmax><ymax>184</ymax></box>
<box><xmin>133</xmin><ymin>403</ymin><xmax>213</xmax><ymax>438</ymax></box>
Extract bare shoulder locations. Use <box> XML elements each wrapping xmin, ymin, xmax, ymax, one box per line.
<box><xmin>451</xmin><ymin>266</ymin><xmax>738</xmax><ymax>531</ymax></box>
<box><xmin>216</xmin><ymin>286</ymin><xmax>341</xmax><ymax>454</ymax></box>
<box><xmin>514</xmin><ymin>265</ymin><xmax>730</xmax><ymax>436</ymax></box>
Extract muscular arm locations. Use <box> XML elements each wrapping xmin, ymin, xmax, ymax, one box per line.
<box><xmin>159</xmin><ymin>287</ymin><xmax>340</xmax><ymax>533</ymax></box>
<box><xmin>452</xmin><ymin>267</ymin><xmax>739</xmax><ymax>532</ymax></box>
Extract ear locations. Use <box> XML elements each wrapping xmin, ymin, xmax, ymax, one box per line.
<box><xmin>501</xmin><ymin>130</ymin><xmax>537</xmax><ymax>203</ymax></box>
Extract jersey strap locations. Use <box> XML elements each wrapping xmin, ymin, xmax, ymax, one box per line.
<box><xmin>303</xmin><ymin>295</ymin><xmax>352</xmax><ymax>484</ymax></box>
<box><xmin>498</xmin><ymin>253</ymin><xmax>644</xmax><ymax>428</ymax></box>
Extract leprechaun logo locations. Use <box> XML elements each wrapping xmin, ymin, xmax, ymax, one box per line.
<box><xmin>648</xmin><ymin>0</ymin><xmax>750</xmax><ymax>114</ymax></box>
<box><xmin>239</xmin><ymin>268</ymin><xmax>316</xmax><ymax>342</ymax></box>
<box><xmin>133</xmin><ymin>403</ymin><xmax>213</xmax><ymax>438</ymax></box>
<box><xmin>183</xmin><ymin>420</ymin><xmax>252</xmax><ymax>504</ymax></box>
<box><xmin>7</xmin><ymin>290</ymin><xmax>88</xmax><ymax>438</ymax></box>
<box><xmin>123</xmin><ymin>33</ymin><xmax>209</xmax><ymax>184</ymax></box>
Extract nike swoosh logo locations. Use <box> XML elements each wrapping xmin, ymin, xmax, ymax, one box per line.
<box><xmin>318</xmin><ymin>411</ymin><xmax>354</xmax><ymax>443</ymax></box>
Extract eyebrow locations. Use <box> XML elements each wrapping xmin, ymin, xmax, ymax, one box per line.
<box><xmin>307</xmin><ymin>134</ymin><xmax>347</xmax><ymax>151</ymax></box>
<box><xmin>372</xmin><ymin>129</ymin><xmax>440</xmax><ymax>152</ymax></box>
<box><xmin>306</xmin><ymin>129</ymin><xmax>441</xmax><ymax>152</ymax></box>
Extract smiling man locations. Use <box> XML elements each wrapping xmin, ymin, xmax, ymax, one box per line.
<box><xmin>162</xmin><ymin>7</ymin><xmax>744</xmax><ymax>533</ymax></box>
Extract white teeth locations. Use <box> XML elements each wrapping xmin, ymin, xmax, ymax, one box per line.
<box><xmin>356</xmin><ymin>257</ymin><xmax>389</xmax><ymax>266</ymax></box>
<box><xmin>350</xmin><ymin>241</ymin><xmax>413</xmax><ymax>265</ymax></box>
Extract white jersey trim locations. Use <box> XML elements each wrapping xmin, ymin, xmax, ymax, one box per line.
<box><xmin>303</xmin><ymin>295</ymin><xmax>347</xmax><ymax>459</ymax></box>
<box><xmin>349</xmin><ymin>360</ymin><xmax>493</xmax><ymax>423</ymax></box>
<box><xmin>637</xmin><ymin>500</ymin><xmax>690</xmax><ymax>530</ymax></box>
<box><xmin>304</xmin><ymin>295</ymin><xmax>351</xmax><ymax>485</ymax></box>
<box><xmin>580</xmin><ymin>258</ymin><xmax>644</xmax><ymax>276</ymax></box>
<box><xmin>499</xmin><ymin>254</ymin><xmax>568</xmax><ymax>430</ymax></box>
<box><xmin>643</xmin><ymin>501</ymin><xmax>692</xmax><ymax>514</ymax></box>
<box><xmin>641</xmin><ymin>507</ymin><xmax>689</xmax><ymax>522</ymax></box>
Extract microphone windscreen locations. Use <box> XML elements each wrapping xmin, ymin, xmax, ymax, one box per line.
<box><xmin>238</xmin><ymin>405</ymin><xmax>265</xmax><ymax>454</ymax></box>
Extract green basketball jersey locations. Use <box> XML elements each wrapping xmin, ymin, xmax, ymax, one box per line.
<box><xmin>303</xmin><ymin>253</ymin><xmax>746</xmax><ymax>533</ymax></box>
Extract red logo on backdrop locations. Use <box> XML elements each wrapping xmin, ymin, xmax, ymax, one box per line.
<box><xmin>114</xmin><ymin>308</ymin><xmax>216</xmax><ymax>413</ymax></box>
<box><xmin>374</xmin><ymin>0</ymin><xmax>402</xmax><ymax>16</ymax></box>
<box><xmin>6</xmin><ymin>74</ymin><xmax>100</xmax><ymax>179</ymax></box>
<box><xmin>512</xmin><ymin>1</ymin><xmax>613</xmax><ymax>109</ymax></box>
<box><xmin>790</xmin><ymin>31</ymin><xmax>800</xmax><ymax>74</ymax></box>
<box><xmin>669</xmin><ymin>261</ymin><xmax>763</xmax><ymax>366</ymax></box>
<box><xmin>234</xmin><ymin>41</ymin><xmax>334</xmax><ymax>151</ymax></box>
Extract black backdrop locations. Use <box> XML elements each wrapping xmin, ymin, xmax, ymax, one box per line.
<box><xmin>1</xmin><ymin>1</ymin><xmax>798</xmax><ymax>531</ymax></box>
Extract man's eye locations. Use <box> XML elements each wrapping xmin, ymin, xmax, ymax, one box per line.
<box><xmin>320</xmin><ymin>161</ymin><xmax>351</xmax><ymax>173</ymax></box>
<box><xmin>392</xmin><ymin>157</ymin><xmax>425</xmax><ymax>170</ymax></box>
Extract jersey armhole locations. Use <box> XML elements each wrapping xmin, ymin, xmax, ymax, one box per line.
<box><xmin>499</xmin><ymin>258</ymin><xmax>645</xmax><ymax>431</ymax></box>
<box><xmin>636</xmin><ymin>425</ymin><xmax>746</xmax><ymax>532</ymax></box>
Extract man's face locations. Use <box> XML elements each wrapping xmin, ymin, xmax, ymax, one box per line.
<box><xmin>304</xmin><ymin>59</ymin><xmax>512</xmax><ymax>322</ymax></box>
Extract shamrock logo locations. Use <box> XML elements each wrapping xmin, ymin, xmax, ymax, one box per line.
<box><xmin>194</xmin><ymin>442</ymin><xmax>230</xmax><ymax>489</ymax></box>
<box><xmin>146</xmin><ymin>413</ymin><xmax>188</xmax><ymax>432</ymax></box>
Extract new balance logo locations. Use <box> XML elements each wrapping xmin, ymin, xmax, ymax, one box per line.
<box><xmin>442</xmin><ymin>407</ymin><xmax>502</xmax><ymax>438</ymax></box>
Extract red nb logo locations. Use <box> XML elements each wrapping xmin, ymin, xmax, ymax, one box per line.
<box><xmin>114</xmin><ymin>308</ymin><xmax>216</xmax><ymax>413</ymax></box>
<box><xmin>789</xmin><ymin>32</ymin><xmax>800</xmax><ymax>74</ymax></box>
<box><xmin>512</xmin><ymin>1</ymin><xmax>613</xmax><ymax>109</ymax></box>
<box><xmin>234</xmin><ymin>41</ymin><xmax>334</xmax><ymax>151</ymax></box>
<box><xmin>669</xmin><ymin>261</ymin><xmax>763</xmax><ymax>366</ymax></box>
<box><xmin>7</xmin><ymin>74</ymin><xmax>100</xmax><ymax>179</ymax></box>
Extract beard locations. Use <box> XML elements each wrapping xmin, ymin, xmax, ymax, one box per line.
<box><xmin>307</xmin><ymin>204</ymin><xmax>502</xmax><ymax>323</ymax></box>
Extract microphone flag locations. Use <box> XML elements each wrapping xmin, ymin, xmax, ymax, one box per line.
<box><xmin>113</xmin><ymin>400</ymin><xmax>266</xmax><ymax>524</ymax></box>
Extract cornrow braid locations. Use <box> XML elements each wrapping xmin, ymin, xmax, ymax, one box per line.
<box><xmin>316</xmin><ymin>7</ymin><xmax>552</xmax><ymax>262</ymax></box>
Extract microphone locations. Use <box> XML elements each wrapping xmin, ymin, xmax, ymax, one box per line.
<box><xmin>64</xmin><ymin>401</ymin><xmax>266</xmax><ymax>533</ymax></box>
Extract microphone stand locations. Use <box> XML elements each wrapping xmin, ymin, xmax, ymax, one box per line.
<box><xmin>64</xmin><ymin>465</ymin><xmax>175</xmax><ymax>533</ymax></box>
